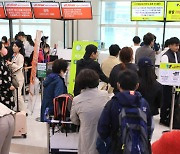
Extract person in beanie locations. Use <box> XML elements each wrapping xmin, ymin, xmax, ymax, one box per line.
<box><xmin>74</xmin><ymin>44</ymin><xmax>108</xmax><ymax>96</ymax></box>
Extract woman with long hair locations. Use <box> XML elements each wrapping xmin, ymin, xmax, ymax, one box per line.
<box><xmin>137</xmin><ymin>57</ymin><xmax>162</xmax><ymax>115</ymax></box>
<box><xmin>7</xmin><ymin>39</ymin><xmax>26</xmax><ymax>112</ymax></box>
<box><xmin>109</xmin><ymin>47</ymin><xmax>138</xmax><ymax>93</ymax></box>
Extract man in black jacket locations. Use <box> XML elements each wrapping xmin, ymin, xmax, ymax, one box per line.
<box><xmin>74</xmin><ymin>44</ymin><xmax>109</xmax><ymax>96</ymax></box>
<box><xmin>160</xmin><ymin>37</ymin><xmax>180</xmax><ymax>126</ymax></box>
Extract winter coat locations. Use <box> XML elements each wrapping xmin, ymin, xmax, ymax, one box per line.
<box><xmin>109</xmin><ymin>63</ymin><xmax>138</xmax><ymax>93</ymax></box>
<box><xmin>97</xmin><ymin>91</ymin><xmax>153</xmax><ymax>153</ymax></box>
<box><xmin>0</xmin><ymin>56</ymin><xmax>14</xmax><ymax>109</ymax></box>
<box><xmin>70</xmin><ymin>88</ymin><xmax>110</xmax><ymax>154</ymax></box>
<box><xmin>74</xmin><ymin>58</ymin><xmax>109</xmax><ymax>96</ymax></box>
<box><xmin>41</xmin><ymin>73</ymin><xmax>67</xmax><ymax>122</ymax></box>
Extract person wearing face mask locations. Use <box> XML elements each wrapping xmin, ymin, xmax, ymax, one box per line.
<box><xmin>40</xmin><ymin>59</ymin><xmax>68</xmax><ymax>122</ymax></box>
<box><xmin>6</xmin><ymin>40</ymin><xmax>26</xmax><ymax>112</ymax></box>
<box><xmin>0</xmin><ymin>42</ymin><xmax>15</xmax><ymax>109</ymax></box>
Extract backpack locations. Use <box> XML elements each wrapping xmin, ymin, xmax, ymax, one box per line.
<box><xmin>53</xmin><ymin>94</ymin><xmax>78</xmax><ymax>133</ymax></box>
<box><xmin>117</xmin><ymin>100</ymin><xmax>151</xmax><ymax>154</ymax></box>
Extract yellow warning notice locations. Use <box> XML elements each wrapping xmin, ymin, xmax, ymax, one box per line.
<box><xmin>166</xmin><ymin>2</ymin><xmax>180</xmax><ymax>21</ymax></box>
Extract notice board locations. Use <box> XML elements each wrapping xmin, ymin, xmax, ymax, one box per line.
<box><xmin>32</xmin><ymin>2</ymin><xmax>61</xmax><ymax>19</ymax></box>
<box><xmin>131</xmin><ymin>1</ymin><xmax>165</xmax><ymax>21</ymax></box>
<box><xmin>4</xmin><ymin>2</ymin><xmax>33</xmax><ymax>19</ymax></box>
<box><xmin>61</xmin><ymin>2</ymin><xmax>92</xmax><ymax>20</ymax></box>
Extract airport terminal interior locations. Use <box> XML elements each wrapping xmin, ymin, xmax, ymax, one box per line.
<box><xmin>0</xmin><ymin>0</ymin><xmax>180</xmax><ymax>154</ymax></box>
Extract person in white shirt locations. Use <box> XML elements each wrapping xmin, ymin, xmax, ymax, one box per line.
<box><xmin>160</xmin><ymin>37</ymin><xmax>180</xmax><ymax>126</ymax></box>
<box><xmin>131</xmin><ymin>36</ymin><xmax>141</xmax><ymax>63</ymax></box>
<box><xmin>0</xmin><ymin>103</ymin><xmax>15</xmax><ymax>154</ymax></box>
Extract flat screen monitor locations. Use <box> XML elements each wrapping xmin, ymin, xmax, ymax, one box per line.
<box><xmin>5</xmin><ymin>2</ymin><xmax>33</xmax><ymax>19</ymax></box>
<box><xmin>0</xmin><ymin>2</ymin><xmax>6</xmax><ymax>19</ymax></box>
<box><xmin>61</xmin><ymin>2</ymin><xmax>92</xmax><ymax>20</ymax></box>
<box><xmin>166</xmin><ymin>1</ymin><xmax>180</xmax><ymax>21</ymax></box>
<box><xmin>32</xmin><ymin>2</ymin><xmax>61</xmax><ymax>19</ymax></box>
<box><xmin>131</xmin><ymin>1</ymin><xmax>165</xmax><ymax>21</ymax></box>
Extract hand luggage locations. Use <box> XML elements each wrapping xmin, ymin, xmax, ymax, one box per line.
<box><xmin>13</xmin><ymin>88</ymin><xmax>27</xmax><ymax>138</ymax></box>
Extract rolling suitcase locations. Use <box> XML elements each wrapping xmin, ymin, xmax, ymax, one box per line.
<box><xmin>13</xmin><ymin>88</ymin><xmax>27</xmax><ymax>138</ymax></box>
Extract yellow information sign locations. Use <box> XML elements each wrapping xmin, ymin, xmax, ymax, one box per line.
<box><xmin>166</xmin><ymin>2</ymin><xmax>180</xmax><ymax>21</ymax></box>
<box><xmin>131</xmin><ymin>1</ymin><xmax>164</xmax><ymax>21</ymax></box>
<box><xmin>159</xmin><ymin>63</ymin><xmax>180</xmax><ymax>86</ymax></box>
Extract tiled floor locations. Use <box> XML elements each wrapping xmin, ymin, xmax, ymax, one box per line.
<box><xmin>10</xmin><ymin>94</ymin><xmax>169</xmax><ymax>154</ymax></box>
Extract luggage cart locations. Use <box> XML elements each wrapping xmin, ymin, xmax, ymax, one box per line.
<box><xmin>45</xmin><ymin>108</ymin><xmax>79</xmax><ymax>154</ymax></box>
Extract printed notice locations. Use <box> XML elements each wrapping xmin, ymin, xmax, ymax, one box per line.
<box><xmin>32</xmin><ymin>2</ymin><xmax>61</xmax><ymax>19</ymax></box>
<box><xmin>131</xmin><ymin>2</ymin><xmax>164</xmax><ymax>21</ymax></box>
<box><xmin>5</xmin><ymin>2</ymin><xmax>33</xmax><ymax>19</ymax></box>
<box><xmin>159</xmin><ymin>63</ymin><xmax>180</xmax><ymax>86</ymax></box>
<box><xmin>61</xmin><ymin>2</ymin><xmax>92</xmax><ymax>20</ymax></box>
<box><xmin>0</xmin><ymin>3</ymin><xmax>6</xmax><ymax>18</ymax></box>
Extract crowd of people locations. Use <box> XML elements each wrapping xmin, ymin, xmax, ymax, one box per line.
<box><xmin>0</xmin><ymin>31</ymin><xmax>180</xmax><ymax>154</ymax></box>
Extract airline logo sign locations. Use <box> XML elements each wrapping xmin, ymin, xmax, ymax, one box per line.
<box><xmin>166</xmin><ymin>2</ymin><xmax>180</xmax><ymax>21</ymax></box>
<box><xmin>0</xmin><ymin>3</ymin><xmax>5</xmax><ymax>18</ymax></box>
<box><xmin>5</xmin><ymin>2</ymin><xmax>32</xmax><ymax>19</ymax></box>
<box><xmin>159</xmin><ymin>63</ymin><xmax>180</xmax><ymax>86</ymax></box>
<box><xmin>131</xmin><ymin>2</ymin><xmax>164</xmax><ymax>21</ymax></box>
<box><xmin>61</xmin><ymin>2</ymin><xmax>92</xmax><ymax>19</ymax></box>
<box><xmin>32</xmin><ymin>2</ymin><xmax>61</xmax><ymax>19</ymax></box>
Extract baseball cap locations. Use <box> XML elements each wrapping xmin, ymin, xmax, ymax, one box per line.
<box><xmin>138</xmin><ymin>57</ymin><xmax>153</xmax><ymax>67</ymax></box>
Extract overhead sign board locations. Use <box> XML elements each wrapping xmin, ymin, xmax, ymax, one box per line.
<box><xmin>166</xmin><ymin>1</ymin><xmax>180</xmax><ymax>21</ymax></box>
<box><xmin>131</xmin><ymin>1</ymin><xmax>165</xmax><ymax>21</ymax></box>
<box><xmin>32</xmin><ymin>2</ymin><xmax>61</xmax><ymax>19</ymax></box>
<box><xmin>0</xmin><ymin>2</ymin><xmax>6</xmax><ymax>19</ymax></box>
<box><xmin>61</xmin><ymin>2</ymin><xmax>92</xmax><ymax>20</ymax></box>
<box><xmin>5</xmin><ymin>2</ymin><xmax>33</xmax><ymax>19</ymax></box>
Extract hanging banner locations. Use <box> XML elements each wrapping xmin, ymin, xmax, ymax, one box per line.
<box><xmin>68</xmin><ymin>41</ymin><xmax>98</xmax><ymax>95</ymax></box>
<box><xmin>29</xmin><ymin>30</ymin><xmax>42</xmax><ymax>113</ymax></box>
<box><xmin>0</xmin><ymin>2</ymin><xmax>6</xmax><ymax>18</ymax></box>
<box><xmin>159</xmin><ymin>63</ymin><xmax>180</xmax><ymax>86</ymax></box>
<box><xmin>166</xmin><ymin>1</ymin><xmax>180</xmax><ymax>21</ymax></box>
<box><xmin>131</xmin><ymin>1</ymin><xmax>165</xmax><ymax>21</ymax></box>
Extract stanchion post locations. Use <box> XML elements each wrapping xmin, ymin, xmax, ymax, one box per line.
<box><xmin>169</xmin><ymin>86</ymin><xmax>176</xmax><ymax>131</ymax></box>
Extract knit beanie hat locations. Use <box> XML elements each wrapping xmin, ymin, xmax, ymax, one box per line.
<box><xmin>152</xmin><ymin>130</ymin><xmax>180</xmax><ymax>154</ymax></box>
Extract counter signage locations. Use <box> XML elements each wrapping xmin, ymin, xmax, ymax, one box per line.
<box><xmin>61</xmin><ymin>2</ymin><xmax>92</xmax><ymax>20</ymax></box>
<box><xmin>159</xmin><ymin>63</ymin><xmax>180</xmax><ymax>86</ymax></box>
<box><xmin>131</xmin><ymin>1</ymin><xmax>164</xmax><ymax>21</ymax></box>
<box><xmin>0</xmin><ymin>3</ymin><xmax>6</xmax><ymax>18</ymax></box>
<box><xmin>166</xmin><ymin>1</ymin><xmax>180</xmax><ymax>21</ymax></box>
<box><xmin>32</xmin><ymin>2</ymin><xmax>61</xmax><ymax>19</ymax></box>
<box><xmin>68</xmin><ymin>41</ymin><xmax>98</xmax><ymax>95</ymax></box>
<box><xmin>5</xmin><ymin>2</ymin><xmax>33</xmax><ymax>19</ymax></box>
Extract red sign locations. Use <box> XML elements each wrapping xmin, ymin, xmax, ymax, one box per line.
<box><xmin>61</xmin><ymin>2</ymin><xmax>92</xmax><ymax>20</ymax></box>
<box><xmin>0</xmin><ymin>3</ymin><xmax>6</xmax><ymax>18</ymax></box>
<box><xmin>32</xmin><ymin>2</ymin><xmax>61</xmax><ymax>19</ymax></box>
<box><xmin>5</xmin><ymin>2</ymin><xmax>33</xmax><ymax>19</ymax></box>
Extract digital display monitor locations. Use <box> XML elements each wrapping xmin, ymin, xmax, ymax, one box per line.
<box><xmin>0</xmin><ymin>2</ymin><xmax>6</xmax><ymax>19</ymax></box>
<box><xmin>166</xmin><ymin>1</ymin><xmax>180</xmax><ymax>21</ymax></box>
<box><xmin>61</xmin><ymin>2</ymin><xmax>92</xmax><ymax>20</ymax></box>
<box><xmin>131</xmin><ymin>1</ymin><xmax>165</xmax><ymax>21</ymax></box>
<box><xmin>5</xmin><ymin>2</ymin><xmax>33</xmax><ymax>19</ymax></box>
<box><xmin>32</xmin><ymin>2</ymin><xmax>61</xmax><ymax>19</ymax></box>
